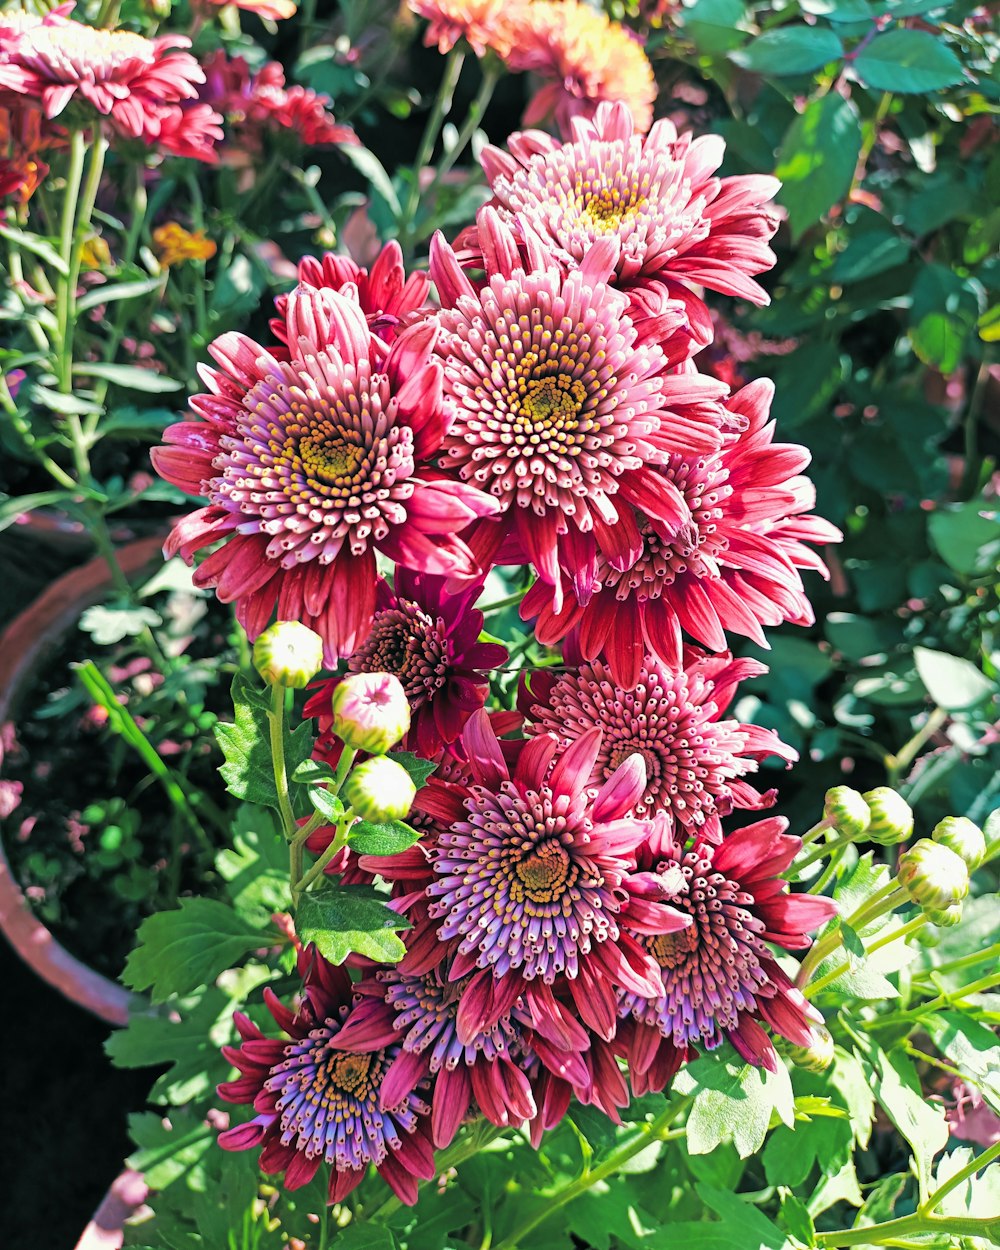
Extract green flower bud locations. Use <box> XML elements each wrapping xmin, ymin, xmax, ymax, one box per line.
<box><xmin>330</xmin><ymin>672</ymin><xmax>410</xmax><ymax>755</ymax></box>
<box><xmin>823</xmin><ymin>786</ymin><xmax>871</xmax><ymax>838</ymax></box>
<box><xmin>862</xmin><ymin>787</ymin><xmax>914</xmax><ymax>845</ymax></box>
<box><xmin>897</xmin><ymin>838</ymin><xmax>969</xmax><ymax>912</ymax></box>
<box><xmin>913</xmin><ymin>923</ymin><xmax>942</xmax><ymax>948</ymax></box>
<box><xmin>931</xmin><ymin>816</ymin><xmax>985</xmax><ymax>872</ymax></box>
<box><xmin>786</xmin><ymin>1025</ymin><xmax>835</xmax><ymax>1074</ymax></box>
<box><xmin>252</xmin><ymin>621</ymin><xmax>324</xmax><ymax>689</ymax></box>
<box><xmin>925</xmin><ymin>900</ymin><xmax>963</xmax><ymax>928</ymax></box>
<box><xmin>342</xmin><ymin>756</ymin><xmax>416</xmax><ymax>822</ymax></box>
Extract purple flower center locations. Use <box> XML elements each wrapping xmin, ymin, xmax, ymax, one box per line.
<box><xmin>426</xmin><ymin>781</ymin><xmax>619</xmax><ymax>982</ymax></box>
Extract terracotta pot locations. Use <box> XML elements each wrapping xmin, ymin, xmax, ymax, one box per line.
<box><xmin>74</xmin><ymin>1170</ymin><xmax>150</xmax><ymax>1250</ymax></box>
<box><xmin>0</xmin><ymin>536</ymin><xmax>164</xmax><ymax>1026</ymax></box>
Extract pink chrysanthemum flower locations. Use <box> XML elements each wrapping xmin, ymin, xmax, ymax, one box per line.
<box><xmin>152</xmin><ymin>286</ymin><xmax>498</xmax><ymax>661</ymax></box>
<box><xmin>409</xmin><ymin>0</ymin><xmax>517</xmax><ymax>58</ymax></box>
<box><xmin>362</xmin><ymin>710</ymin><xmax>692</xmax><ymax>1046</ymax></box>
<box><xmin>0</xmin><ymin>21</ymin><xmax>208</xmax><ymax>147</ymax></box>
<box><xmin>524</xmin><ymin>650</ymin><xmax>796</xmax><ymax>845</ymax></box>
<box><xmin>430</xmin><ymin>208</ymin><xmax>727</xmax><ymax>605</ymax></box>
<box><xmin>618</xmin><ymin>819</ymin><xmax>837</xmax><ymax>1083</ymax></box>
<box><xmin>307</xmin><ymin>569</ymin><xmax>508</xmax><ymax>758</ymax></box>
<box><xmin>522</xmin><ymin>379</ymin><xmax>842</xmax><ymax>689</ymax></box>
<box><xmin>482</xmin><ymin>102</ymin><xmax>780</xmax><ymax>317</ymax></box>
<box><xmin>217</xmin><ymin>947</ymin><xmax>435</xmax><ymax>1205</ymax></box>
<box><xmin>271</xmin><ymin>241</ymin><xmax>430</xmax><ymax>348</ymax></box>
<box><xmin>505</xmin><ymin>0</ymin><xmax>656</xmax><ymax>134</ymax></box>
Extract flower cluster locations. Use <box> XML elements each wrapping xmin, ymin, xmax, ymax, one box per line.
<box><xmin>155</xmin><ymin>87</ymin><xmax>842</xmax><ymax>1205</ymax></box>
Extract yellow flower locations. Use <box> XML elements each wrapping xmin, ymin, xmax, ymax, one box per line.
<box><xmin>153</xmin><ymin>223</ymin><xmax>217</xmax><ymax>267</ymax></box>
<box><xmin>80</xmin><ymin>235</ymin><xmax>112</xmax><ymax>270</ymax></box>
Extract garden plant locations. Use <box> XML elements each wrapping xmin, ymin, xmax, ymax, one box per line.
<box><xmin>1</xmin><ymin>0</ymin><xmax>999</xmax><ymax>1247</ymax></box>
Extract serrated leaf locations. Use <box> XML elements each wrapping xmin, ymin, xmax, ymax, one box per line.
<box><xmin>123</xmin><ymin>897</ymin><xmax>267</xmax><ymax>1002</ymax></box>
<box><xmin>925</xmin><ymin>1012</ymin><xmax>1000</xmax><ymax>1114</ymax></box>
<box><xmin>127</xmin><ymin>1108</ymin><xmax>214</xmax><ymax>1189</ymax></box>
<box><xmin>914</xmin><ymin>646</ymin><xmax>995</xmax><ymax>711</ymax></box>
<box><xmin>215</xmin><ymin>805</ymin><xmax>291</xmax><ymax>925</ymax></box>
<box><xmin>347</xmin><ymin>819</ymin><xmax>422</xmax><ymax>856</ymax></box>
<box><xmin>78</xmin><ymin>603</ymin><xmax>163</xmax><ymax>645</ymax></box>
<box><xmin>830</xmin><ymin>1047</ymin><xmax>876</xmax><ymax>1147</ymax></box>
<box><xmin>853</xmin><ymin>29</ymin><xmax>965</xmax><ymax>93</ymax></box>
<box><xmin>695</xmin><ymin>1185</ymin><xmax>789</xmax><ymax>1249</ymax></box>
<box><xmin>681</xmin><ymin>1051</ymin><xmax>795</xmax><ymax>1158</ymax></box>
<box><xmin>330</xmin><ymin>1226</ymin><xmax>400</xmax><ymax>1250</ymax></box>
<box><xmin>215</xmin><ymin>674</ymin><xmax>314</xmax><ymax>811</ymax></box>
<box><xmin>292</xmin><ymin>758</ymin><xmax>337</xmax><ymax>785</ymax></box>
<box><xmin>731</xmin><ymin>26</ymin><xmax>843</xmax><ymax>74</ymax></box>
<box><xmin>388</xmin><ymin>751</ymin><xmax>438</xmax><ymax>789</ymax></box>
<box><xmin>295</xmin><ymin>883</ymin><xmax>410</xmax><ymax>965</ymax></box>
<box><xmin>775</xmin><ymin>94</ymin><xmax>862</xmax><ymax>240</ymax></box>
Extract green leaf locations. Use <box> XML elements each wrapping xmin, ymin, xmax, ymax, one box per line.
<box><xmin>330</xmin><ymin>1227</ymin><xmax>400</xmax><ymax>1250</ymax></box>
<box><xmin>215</xmin><ymin>805</ymin><xmax>291</xmax><ymax>926</ymax></box>
<box><xmin>0</xmin><ymin>489</ymin><xmax>82</xmax><ymax>532</ymax></box>
<box><xmin>127</xmin><ymin>1107</ymin><xmax>214</xmax><ymax>1189</ymax></box>
<box><xmin>209</xmin><ymin>253</ymin><xmax>266</xmax><ymax>321</ymax></box>
<box><xmin>78</xmin><ymin>603</ymin><xmax>163</xmax><ymax>645</ymax></box>
<box><xmin>388</xmin><ymin>750</ymin><xmax>438</xmax><ymax>789</ymax></box>
<box><xmin>853</xmin><ymin>29</ymin><xmax>965</xmax><ymax>93</ymax></box>
<box><xmin>72</xmin><ymin>361</ymin><xmax>182</xmax><ymax>393</ymax></box>
<box><xmin>342</xmin><ymin>144</ymin><xmax>402</xmax><ymax>218</ymax></box>
<box><xmin>347</xmin><ymin>819</ymin><xmax>422</xmax><ymax>856</ymax></box>
<box><xmin>681</xmin><ymin>0</ymin><xmax>748</xmax><ymax>54</ymax></box>
<box><xmin>829</xmin><ymin>1048</ymin><xmax>875</xmax><ymax>1147</ymax></box>
<box><xmin>77</xmin><ymin>274</ymin><xmax>163</xmax><ymax>313</ymax></box>
<box><xmin>779</xmin><ymin>1192</ymin><xmax>816</xmax><ymax>1247</ymax></box>
<box><xmin>775</xmin><ymin>95</ymin><xmax>862</xmax><ymax>240</ymax></box>
<box><xmin>0</xmin><ymin>223</ymin><xmax>68</xmax><ymax>274</ymax></box>
<box><xmin>680</xmin><ymin>1051</ymin><xmax>795</xmax><ymax>1158</ymax></box>
<box><xmin>928</xmin><ymin>499</ymin><xmax>1000</xmax><ymax>576</ymax></box>
<box><xmin>295</xmin><ymin>883</ymin><xmax>410</xmax><ymax>965</ymax></box>
<box><xmin>292</xmin><ymin>758</ymin><xmax>337</xmax><ymax>785</ymax></box>
<box><xmin>914</xmin><ymin>646</ymin><xmax>995</xmax><ymax>710</ymax></box>
<box><xmin>309</xmin><ymin>785</ymin><xmax>346</xmax><ymax>823</ymax></box>
<box><xmin>123</xmin><ymin>897</ymin><xmax>267</xmax><ymax>1002</ymax></box>
<box><xmin>694</xmin><ymin>1185</ymin><xmax>789</xmax><ymax>1249</ymax></box>
<box><xmin>99</xmin><ymin>405</ymin><xmax>177</xmax><ymax>438</ymax></box>
<box><xmin>731</xmin><ymin>26</ymin><xmax>843</xmax><ymax>74</ymax></box>
<box><xmin>925</xmin><ymin>1012</ymin><xmax>1000</xmax><ymax>1114</ymax></box>
<box><xmin>215</xmin><ymin>674</ymin><xmax>314</xmax><ymax>812</ymax></box>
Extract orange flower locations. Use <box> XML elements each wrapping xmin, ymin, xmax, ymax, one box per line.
<box><xmin>0</xmin><ymin>105</ymin><xmax>58</xmax><ymax>205</ymax></box>
<box><xmin>153</xmin><ymin>222</ymin><xmax>217</xmax><ymax>267</ymax></box>
<box><xmin>409</xmin><ymin>0</ymin><xmax>516</xmax><ymax>58</ymax></box>
<box><xmin>506</xmin><ymin>0</ymin><xmax>656</xmax><ymax>133</ymax></box>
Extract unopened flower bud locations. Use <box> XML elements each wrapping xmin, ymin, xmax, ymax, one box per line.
<box><xmin>898</xmin><ymin>838</ymin><xmax>969</xmax><ymax>911</ymax></box>
<box><xmin>931</xmin><ymin>817</ymin><xmax>985</xmax><ymax>872</ymax></box>
<box><xmin>914</xmin><ymin>923</ymin><xmax>942</xmax><ymax>947</ymax></box>
<box><xmin>253</xmin><ymin>621</ymin><xmax>324</xmax><ymax>689</ymax></box>
<box><xmin>787</xmin><ymin>1025</ymin><xmax>835</xmax><ymax>1074</ymax></box>
<box><xmin>925</xmin><ymin>900</ymin><xmax>963</xmax><ymax>928</ymax></box>
<box><xmin>823</xmin><ymin>786</ymin><xmax>870</xmax><ymax>838</ymax></box>
<box><xmin>330</xmin><ymin>672</ymin><xmax>410</xmax><ymax>755</ymax></box>
<box><xmin>862</xmin><ymin>787</ymin><xmax>914</xmax><ymax>845</ymax></box>
<box><xmin>342</xmin><ymin>756</ymin><xmax>416</xmax><ymax>822</ymax></box>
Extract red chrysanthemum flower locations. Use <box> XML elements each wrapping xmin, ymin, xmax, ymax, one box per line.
<box><xmin>522</xmin><ymin>378</ymin><xmax>842</xmax><ymax>689</ymax></box>
<box><xmin>618</xmin><ymin>818</ymin><xmax>836</xmax><ymax>1082</ymax></box>
<box><xmin>429</xmin><ymin>208</ymin><xmax>728</xmax><ymax>606</ymax></box>
<box><xmin>0</xmin><ymin>20</ymin><xmax>210</xmax><ymax>149</ymax></box>
<box><xmin>409</xmin><ymin>0</ymin><xmax>517</xmax><ymax>58</ymax></box>
<box><xmin>152</xmin><ymin>285</ymin><xmax>498</xmax><ymax>661</ymax></box>
<box><xmin>481</xmin><ymin>103</ymin><xmax>780</xmax><ymax>323</ymax></box>
<box><xmin>523</xmin><ymin>650</ymin><xmax>796</xmax><ymax>845</ymax></box>
<box><xmin>217</xmin><ymin>946</ymin><xmax>435</xmax><ymax>1205</ymax></box>
<box><xmin>504</xmin><ymin>0</ymin><xmax>656</xmax><ymax>134</ymax></box>
<box><xmin>271</xmin><ymin>241</ymin><xmax>430</xmax><ymax>348</ymax></box>
<box><xmin>361</xmin><ymin>710</ymin><xmax>692</xmax><ymax>1047</ymax></box>
<box><xmin>307</xmin><ymin>569</ymin><xmax>508</xmax><ymax>758</ymax></box>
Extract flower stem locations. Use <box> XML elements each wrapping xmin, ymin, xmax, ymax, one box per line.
<box><xmin>417</xmin><ymin>62</ymin><xmax>501</xmax><ymax>223</ymax></box>
<box><xmin>268</xmin><ymin>683</ymin><xmax>298</xmax><ymax>841</ymax></box>
<box><xmin>493</xmin><ymin>1097</ymin><xmax>692</xmax><ymax>1250</ymax></box>
<box><xmin>331</xmin><ymin>746</ymin><xmax>358</xmax><ymax>794</ymax></box>
<box><xmin>796</xmin><ymin>881</ymin><xmax>906</xmax><ymax>987</ymax></box>
<box><xmin>886</xmin><ymin>707</ymin><xmax>948</xmax><ymax>787</ymax></box>
<box><xmin>804</xmin><ymin>912</ymin><xmax>927</xmax><ymax>999</ymax></box>
<box><xmin>294</xmin><ymin>818</ymin><xmax>353</xmax><ymax>899</ymax></box>
<box><xmin>808</xmin><ymin>845</ymin><xmax>847</xmax><ymax>896</ymax></box>
<box><xmin>399</xmin><ymin>46</ymin><xmax>465</xmax><ymax>255</ymax></box>
<box><xmin>55</xmin><ymin>129</ymin><xmax>88</xmax><ymax>394</ymax></box>
<box><xmin>792</xmin><ymin>829</ymin><xmax>858</xmax><ymax>875</ymax></box>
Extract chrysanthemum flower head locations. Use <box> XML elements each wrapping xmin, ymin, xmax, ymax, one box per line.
<box><xmin>482</xmin><ymin>102</ymin><xmax>780</xmax><ymax>316</ymax></box>
<box><xmin>153</xmin><ymin>222</ymin><xmax>216</xmax><ymax>267</ymax></box>
<box><xmin>619</xmin><ymin>818</ymin><xmax>837</xmax><ymax>1083</ymax></box>
<box><xmin>364</xmin><ymin>709</ymin><xmax>692</xmax><ymax>1047</ymax></box>
<box><xmin>504</xmin><ymin>0</ymin><xmax>656</xmax><ymax>134</ymax></box>
<box><xmin>523</xmin><ymin>378</ymin><xmax>842</xmax><ymax>688</ymax></box>
<box><xmin>0</xmin><ymin>20</ymin><xmax>208</xmax><ymax>147</ymax></box>
<box><xmin>217</xmin><ymin>946</ymin><xmax>435</xmax><ymax>1205</ymax></box>
<box><xmin>152</xmin><ymin>284</ymin><xmax>498</xmax><ymax>661</ymax></box>
<box><xmin>430</xmin><ymin>207</ymin><xmax>728</xmax><ymax>607</ymax></box>
<box><xmin>525</xmin><ymin>650</ymin><xmax>796</xmax><ymax>844</ymax></box>
<box><xmin>409</xmin><ymin>0</ymin><xmax>517</xmax><ymax>58</ymax></box>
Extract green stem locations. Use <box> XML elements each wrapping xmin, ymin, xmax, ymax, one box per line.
<box><xmin>422</xmin><ymin>63</ymin><xmax>500</xmax><ymax>195</ymax></box>
<box><xmin>868</xmin><ymin>969</ymin><xmax>1000</xmax><ymax>1029</ymax></box>
<box><xmin>294</xmin><ymin>817</ymin><xmax>353</xmax><ymax>899</ymax></box>
<box><xmin>809</xmin><ymin>846</ymin><xmax>847</xmax><ymax>896</ymax></box>
<box><xmin>914</xmin><ymin>939</ymin><xmax>1000</xmax><ymax>983</ymax></box>
<box><xmin>792</xmin><ymin>829</ymin><xmax>858</xmax><ymax>875</ymax></box>
<box><xmin>331</xmin><ymin>745</ymin><xmax>358</xmax><ymax>794</ymax></box>
<box><xmin>887</xmin><ymin>707</ymin><xmax>948</xmax><ymax>787</ymax></box>
<box><xmin>399</xmin><ymin>46</ymin><xmax>465</xmax><ymax>253</ymax></box>
<box><xmin>268</xmin><ymin>684</ymin><xmax>298</xmax><ymax>840</ymax></box>
<box><xmin>493</xmin><ymin>1097</ymin><xmax>691</xmax><ymax>1250</ymax></box>
<box><xmin>796</xmin><ymin>881</ymin><xmax>906</xmax><ymax>988</ymax></box>
<box><xmin>55</xmin><ymin>129</ymin><xmax>88</xmax><ymax>393</ymax></box>
<box><xmin>799</xmin><ymin>817</ymin><xmax>832</xmax><ymax>848</ymax></box>
<box><xmin>480</xmin><ymin>591</ymin><xmax>526</xmax><ymax>615</ymax></box>
<box><xmin>924</xmin><ymin>1139</ymin><xmax>1000</xmax><ymax>1209</ymax></box>
<box><xmin>805</xmin><ymin>913</ymin><xmax>927</xmax><ymax>999</ymax></box>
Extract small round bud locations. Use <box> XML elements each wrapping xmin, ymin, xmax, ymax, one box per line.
<box><xmin>823</xmin><ymin>786</ymin><xmax>871</xmax><ymax>838</ymax></box>
<box><xmin>931</xmin><ymin>817</ymin><xmax>985</xmax><ymax>872</ymax></box>
<box><xmin>342</xmin><ymin>756</ymin><xmax>416</xmax><ymax>822</ymax></box>
<box><xmin>897</xmin><ymin>838</ymin><xmax>969</xmax><ymax>911</ymax></box>
<box><xmin>862</xmin><ymin>787</ymin><xmax>914</xmax><ymax>845</ymax></box>
<box><xmin>913</xmin><ymin>923</ymin><xmax>942</xmax><ymax>948</ymax></box>
<box><xmin>787</xmin><ymin>1025</ymin><xmax>835</xmax><ymax>1074</ymax></box>
<box><xmin>925</xmin><ymin>900</ymin><xmax>963</xmax><ymax>928</ymax></box>
<box><xmin>330</xmin><ymin>672</ymin><xmax>410</xmax><ymax>755</ymax></box>
<box><xmin>252</xmin><ymin>621</ymin><xmax>324</xmax><ymax>689</ymax></box>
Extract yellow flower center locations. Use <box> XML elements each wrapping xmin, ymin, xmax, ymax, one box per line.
<box><xmin>579</xmin><ymin>183</ymin><xmax>647</xmax><ymax>232</ymax></box>
<box><xmin>299</xmin><ymin>431</ymin><xmax>366</xmax><ymax>483</ymax></box>
<box><xmin>650</xmin><ymin>925</ymin><xmax>698</xmax><ymax>969</ymax></box>
<box><xmin>514</xmin><ymin>843</ymin><xmax>573</xmax><ymax>903</ymax></box>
